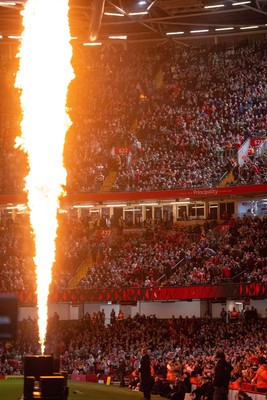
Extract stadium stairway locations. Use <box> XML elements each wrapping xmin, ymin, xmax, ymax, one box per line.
<box><xmin>220</xmin><ymin>170</ymin><xmax>234</xmax><ymax>187</ymax></box>
<box><xmin>154</xmin><ymin>66</ymin><xmax>164</xmax><ymax>89</ymax></box>
<box><xmin>99</xmin><ymin>170</ymin><xmax>118</xmax><ymax>192</ymax></box>
<box><xmin>99</xmin><ymin>65</ymin><xmax>164</xmax><ymax>194</ymax></box>
<box><xmin>67</xmin><ymin>254</ymin><xmax>93</xmax><ymax>290</ymax></box>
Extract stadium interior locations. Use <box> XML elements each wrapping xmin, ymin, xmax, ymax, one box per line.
<box><xmin>0</xmin><ymin>0</ymin><xmax>266</xmax><ymax>398</ymax></box>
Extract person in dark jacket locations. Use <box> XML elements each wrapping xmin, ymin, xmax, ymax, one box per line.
<box><xmin>183</xmin><ymin>371</ymin><xmax>192</xmax><ymax>393</ymax></box>
<box><xmin>140</xmin><ymin>347</ymin><xmax>152</xmax><ymax>400</ymax></box>
<box><xmin>117</xmin><ymin>357</ymin><xmax>126</xmax><ymax>387</ymax></box>
<box><xmin>192</xmin><ymin>375</ymin><xmax>214</xmax><ymax>400</ymax></box>
<box><xmin>213</xmin><ymin>351</ymin><xmax>233</xmax><ymax>400</ymax></box>
<box><xmin>152</xmin><ymin>376</ymin><xmax>165</xmax><ymax>396</ymax></box>
<box><xmin>169</xmin><ymin>376</ymin><xmax>188</xmax><ymax>400</ymax></box>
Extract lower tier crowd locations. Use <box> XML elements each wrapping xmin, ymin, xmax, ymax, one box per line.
<box><xmin>1</xmin><ymin>312</ymin><xmax>267</xmax><ymax>398</ymax></box>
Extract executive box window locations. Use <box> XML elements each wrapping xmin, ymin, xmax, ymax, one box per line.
<box><xmin>188</xmin><ymin>203</ymin><xmax>205</xmax><ymax>220</ymax></box>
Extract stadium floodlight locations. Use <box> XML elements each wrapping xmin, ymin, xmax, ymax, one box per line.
<box><xmin>8</xmin><ymin>35</ymin><xmax>21</xmax><ymax>39</ymax></box>
<box><xmin>83</xmin><ymin>42</ymin><xmax>102</xmax><ymax>46</ymax></box>
<box><xmin>215</xmin><ymin>27</ymin><xmax>234</xmax><ymax>31</ymax></box>
<box><xmin>147</xmin><ymin>0</ymin><xmax>156</xmax><ymax>11</ymax></box>
<box><xmin>128</xmin><ymin>11</ymin><xmax>148</xmax><ymax>15</ymax></box>
<box><xmin>190</xmin><ymin>29</ymin><xmax>209</xmax><ymax>33</ymax></box>
<box><xmin>0</xmin><ymin>2</ymin><xmax>17</xmax><ymax>5</ymax></box>
<box><xmin>232</xmin><ymin>1</ymin><xmax>251</xmax><ymax>5</ymax></box>
<box><xmin>104</xmin><ymin>12</ymin><xmax>124</xmax><ymax>16</ymax></box>
<box><xmin>108</xmin><ymin>35</ymin><xmax>127</xmax><ymax>39</ymax></box>
<box><xmin>166</xmin><ymin>31</ymin><xmax>184</xmax><ymax>35</ymax></box>
<box><xmin>204</xmin><ymin>4</ymin><xmax>224</xmax><ymax>8</ymax></box>
<box><xmin>240</xmin><ymin>25</ymin><xmax>259</xmax><ymax>30</ymax></box>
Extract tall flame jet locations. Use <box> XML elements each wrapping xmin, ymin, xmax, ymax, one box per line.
<box><xmin>15</xmin><ymin>0</ymin><xmax>74</xmax><ymax>354</ymax></box>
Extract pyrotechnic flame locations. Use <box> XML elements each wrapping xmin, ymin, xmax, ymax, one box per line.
<box><xmin>15</xmin><ymin>0</ymin><xmax>74</xmax><ymax>354</ymax></box>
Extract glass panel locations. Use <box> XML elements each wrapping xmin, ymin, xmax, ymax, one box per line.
<box><xmin>154</xmin><ymin>206</ymin><xmax>162</xmax><ymax>223</ymax></box>
<box><xmin>208</xmin><ymin>205</ymin><xmax>218</xmax><ymax>220</ymax></box>
<box><xmin>177</xmin><ymin>205</ymin><xmax>188</xmax><ymax>220</ymax></box>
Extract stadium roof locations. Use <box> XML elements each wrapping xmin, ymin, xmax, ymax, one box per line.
<box><xmin>0</xmin><ymin>0</ymin><xmax>266</xmax><ymax>44</ymax></box>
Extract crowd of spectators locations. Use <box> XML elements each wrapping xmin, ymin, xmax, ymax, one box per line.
<box><xmin>0</xmin><ymin>37</ymin><xmax>267</xmax><ymax>400</ymax></box>
<box><xmin>0</xmin><ymin>44</ymin><xmax>160</xmax><ymax>194</ymax></box>
<box><xmin>111</xmin><ymin>41</ymin><xmax>267</xmax><ymax>192</ymax></box>
<box><xmin>1</xmin><ymin>312</ymin><xmax>267</xmax><ymax>396</ymax></box>
<box><xmin>232</xmin><ymin>155</ymin><xmax>267</xmax><ymax>186</ymax></box>
<box><xmin>78</xmin><ymin>215</ymin><xmax>267</xmax><ymax>289</ymax></box>
<box><xmin>0</xmin><ymin>214</ymin><xmax>35</xmax><ymax>291</ymax></box>
<box><xmin>0</xmin><ymin>40</ymin><xmax>266</xmax><ymax>194</ymax></box>
<box><xmin>0</xmin><ymin>211</ymin><xmax>266</xmax><ymax>291</ymax></box>
<box><xmin>0</xmin><ymin>213</ymin><xmax>92</xmax><ymax>291</ymax></box>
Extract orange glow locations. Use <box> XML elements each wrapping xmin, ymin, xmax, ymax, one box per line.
<box><xmin>15</xmin><ymin>0</ymin><xmax>74</xmax><ymax>354</ymax></box>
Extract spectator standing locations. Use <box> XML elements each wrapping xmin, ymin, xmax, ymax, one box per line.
<box><xmin>213</xmin><ymin>351</ymin><xmax>233</xmax><ymax>400</ymax></box>
<box><xmin>230</xmin><ymin>307</ymin><xmax>240</xmax><ymax>321</ymax></box>
<box><xmin>110</xmin><ymin>309</ymin><xmax>115</xmax><ymax>325</ymax></box>
<box><xmin>140</xmin><ymin>347</ymin><xmax>152</xmax><ymax>400</ymax></box>
<box><xmin>220</xmin><ymin>308</ymin><xmax>227</xmax><ymax>321</ymax></box>
<box><xmin>117</xmin><ymin>357</ymin><xmax>126</xmax><ymax>387</ymax></box>
<box><xmin>118</xmin><ymin>309</ymin><xmax>124</xmax><ymax>321</ymax></box>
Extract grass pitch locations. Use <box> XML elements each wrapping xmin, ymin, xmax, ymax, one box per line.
<box><xmin>0</xmin><ymin>379</ymin><xmax>158</xmax><ymax>400</ymax></box>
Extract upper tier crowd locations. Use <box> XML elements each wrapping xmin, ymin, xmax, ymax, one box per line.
<box><xmin>111</xmin><ymin>42</ymin><xmax>267</xmax><ymax>192</ymax></box>
<box><xmin>0</xmin><ymin>212</ymin><xmax>266</xmax><ymax>292</ymax></box>
<box><xmin>0</xmin><ymin>39</ymin><xmax>266</xmax><ymax>194</ymax></box>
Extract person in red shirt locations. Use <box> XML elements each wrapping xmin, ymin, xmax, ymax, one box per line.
<box><xmin>230</xmin><ymin>307</ymin><xmax>240</xmax><ymax>320</ymax></box>
<box><xmin>251</xmin><ymin>357</ymin><xmax>267</xmax><ymax>393</ymax></box>
<box><xmin>117</xmin><ymin>309</ymin><xmax>124</xmax><ymax>321</ymax></box>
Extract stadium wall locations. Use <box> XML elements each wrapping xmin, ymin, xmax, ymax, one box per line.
<box><xmin>18</xmin><ymin>298</ymin><xmax>267</xmax><ymax>322</ymax></box>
